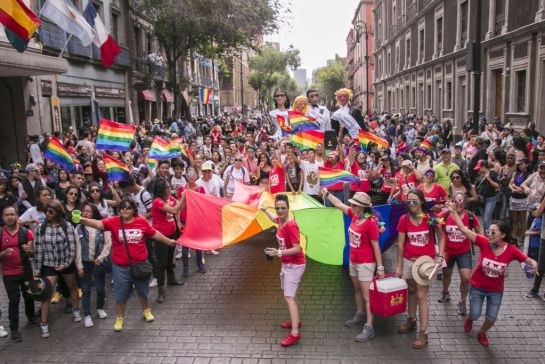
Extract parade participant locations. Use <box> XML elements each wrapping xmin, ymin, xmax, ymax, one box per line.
<box><xmin>257</xmin><ymin>153</ymin><xmax>272</xmax><ymax>191</ymax></box>
<box><xmin>417</xmin><ymin>169</ymin><xmax>447</xmax><ymax>211</ymax></box>
<box><xmin>269</xmin><ymin>89</ymin><xmax>290</xmax><ymax>142</ymax></box>
<box><xmin>448</xmin><ymin>170</ymin><xmax>478</xmax><ymax>206</ymax></box>
<box><xmin>21</xmin><ymin>164</ymin><xmax>43</xmax><ymax>207</ymax></box>
<box><xmin>445</xmin><ymin>201</ymin><xmax>537</xmax><ymax>346</ymax></box>
<box><xmin>306</xmin><ymin>89</ymin><xmax>331</xmax><ymax>131</ymax></box>
<box><xmin>300</xmin><ymin>148</ymin><xmax>321</xmax><ymax>200</ymax></box>
<box><xmin>509</xmin><ymin>158</ymin><xmax>530</xmax><ymax>247</ymax></box>
<box><xmin>18</xmin><ymin>186</ymin><xmax>53</xmax><ymax>233</ymax></box>
<box><xmin>434</xmin><ymin>149</ymin><xmax>460</xmax><ymax>190</ymax></box>
<box><xmin>0</xmin><ymin>178</ymin><xmax>16</xmax><ymax>213</ymax></box>
<box><xmin>196</xmin><ymin>161</ymin><xmax>224</xmax><ymax>198</ymax></box>
<box><xmin>87</xmin><ymin>182</ymin><xmax>120</xmax><ymax>218</ymax></box>
<box><xmin>169</xmin><ymin>160</ymin><xmax>187</xmax><ymax>194</ymax></box>
<box><xmin>33</xmin><ymin>200</ymin><xmax>80</xmax><ymax>338</ymax></box>
<box><xmin>260</xmin><ymin>194</ymin><xmax>305</xmax><ymax>347</ymax></box>
<box><xmin>146</xmin><ymin>159</ymin><xmax>171</xmax><ymax>195</ymax></box>
<box><xmin>438</xmin><ymin>192</ymin><xmax>482</xmax><ymax>314</ymax></box>
<box><xmin>390</xmin><ymin>160</ymin><xmax>421</xmax><ymax>203</ymax></box>
<box><xmin>474</xmin><ymin>160</ymin><xmax>500</xmax><ymax>231</ymax></box>
<box><xmin>292</xmin><ymin>95</ymin><xmax>309</xmax><ymax>115</ymax></box>
<box><xmin>0</xmin><ymin>205</ymin><xmax>37</xmax><ymax>342</ymax></box>
<box><xmin>54</xmin><ymin>168</ymin><xmax>71</xmax><ymax>201</ymax></box>
<box><xmin>243</xmin><ymin>147</ymin><xmax>259</xmax><ymax>186</ymax></box>
<box><xmin>78</xmin><ymin>197</ymin><xmax>177</xmax><ymax>332</ymax></box>
<box><xmin>395</xmin><ymin>189</ymin><xmax>444</xmax><ymax>349</ymax></box>
<box><xmin>62</xmin><ymin>185</ymin><xmax>83</xmax><ymax>226</ymax></box>
<box><xmin>330</xmin><ymin>88</ymin><xmax>365</xmax><ymax>138</ymax></box>
<box><xmin>349</xmin><ymin>149</ymin><xmax>372</xmax><ymax>194</ymax></box>
<box><xmin>223</xmin><ymin>153</ymin><xmax>250</xmax><ymax>200</ymax></box>
<box><xmin>322</xmin><ymin>189</ymin><xmax>384</xmax><ymax>342</ymax></box>
<box><xmin>285</xmin><ymin>150</ymin><xmax>303</xmax><ymax>194</ymax></box>
<box><xmin>75</xmin><ymin>203</ymin><xmax>111</xmax><ymax>328</ymax></box>
<box><xmin>269</xmin><ymin>151</ymin><xmax>286</xmax><ymax>194</ymax></box>
<box><xmin>377</xmin><ymin>155</ymin><xmax>395</xmax><ymax>205</ymax></box>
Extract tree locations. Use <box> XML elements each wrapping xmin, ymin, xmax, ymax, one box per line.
<box><xmin>313</xmin><ymin>60</ymin><xmax>347</xmax><ymax>109</ymax></box>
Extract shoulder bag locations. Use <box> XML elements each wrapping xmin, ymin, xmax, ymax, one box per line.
<box><xmin>120</xmin><ymin>218</ymin><xmax>153</xmax><ymax>280</ymax></box>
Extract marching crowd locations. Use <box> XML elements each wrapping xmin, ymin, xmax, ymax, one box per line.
<box><xmin>0</xmin><ymin>87</ymin><xmax>542</xmax><ymax>350</ymax></box>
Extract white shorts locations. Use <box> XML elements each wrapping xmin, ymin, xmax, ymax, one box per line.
<box><xmin>280</xmin><ymin>263</ymin><xmax>305</xmax><ymax>298</ymax></box>
<box><xmin>403</xmin><ymin>257</ymin><xmax>416</xmax><ymax>280</ymax></box>
<box><xmin>349</xmin><ymin>262</ymin><xmax>376</xmax><ymax>282</ymax></box>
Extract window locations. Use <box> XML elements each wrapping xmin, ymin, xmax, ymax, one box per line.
<box><xmin>405</xmin><ymin>36</ymin><xmax>411</xmax><ymax>67</ymax></box>
<box><xmin>396</xmin><ymin>41</ymin><xmax>400</xmax><ymax>71</ymax></box>
<box><xmin>392</xmin><ymin>0</ymin><xmax>397</xmax><ymax>24</ymax></box>
<box><xmin>495</xmin><ymin>0</ymin><xmax>505</xmax><ymax>36</ymax></box>
<box><xmin>427</xmin><ymin>84</ymin><xmax>432</xmax><ymax>109</ymax></box>
<box><xmin>111</xmin><ymin>12</ymin><xmax>119</xmax><ymax>42</ymax></box>
<box><xmin>387</xmin><ymin>48</ymin><xmax>391</xmax><ymax>75</ymax></box>
<box><xmin>460</xmin><ymin>1</ymin><xmax>468</xmax><ymax>45</ymax></box>
<box><xmin>418</xmin><ymin>28</ymin><xmax>425</xmax><ymax>62</ymax></box>
<box><xmin>515</xmin><ymin>70</ymin><xmax>527</xmax><ymax>112</ymax></box>
<box><xmin>446</xmin><ymin>81</ymin><xmax>452</xmax><ymax>109</ymax></box>
<box><xmin>134</xmin><ymin>26</ymin><xmax>141</xmax><ymax>57</ymax></box>
<box><xmin>436</xmin><ymin>17</ymin><xmax>443</xmax><ymax>55</ymax></box>
<box><xmin>412</xmin><ymin>86</ymin><xmax>416</xmax><ymax>107</ymax></box>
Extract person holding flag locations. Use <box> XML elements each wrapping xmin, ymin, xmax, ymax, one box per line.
<box><xmin>330</xmin><ymin>88</ymin><xmax>366</xmax><ymax>139</ymax></box>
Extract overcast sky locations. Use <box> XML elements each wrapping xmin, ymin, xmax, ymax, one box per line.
<box><xmin>265</xmin><ymin>0</ymin><xmax>360</xmax><ymax>76</ymax></box>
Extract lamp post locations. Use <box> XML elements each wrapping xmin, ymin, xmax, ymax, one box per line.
<box><xmin>355</xmin><ymin>19</ymin><xmax>369</xmax><ymax>114</ymax></box>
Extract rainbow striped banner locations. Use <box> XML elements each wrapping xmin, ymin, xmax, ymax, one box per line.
<box><xmin>288</xmin><ymin>111</ymin><xmax>319</xmax><ymax>133</ymax></box>
<box><xmin>103</xmin><ymin>153</ymin><xmax>129</xmax><ymax>182</ymax></box>
<box><xmin>44</xmin><ymin>136</ymin><xmax>78</xmax><ymax>171</ymax></box>
<box><xmin>200</xmin><ymin>88</ymin><xmax>211</xmax><ymax>104</ymax></box>
<box><xmin>290</xmin><ymin>130</ymin><xmax>324</xmax><ymax>150</ymax></box>
<box><xmin>96</xmin><ymin>119</ymin><xmax>136</xmax><ymax>151</ymax></box>
<box><xmin>149</xmin><ymin>136</ymin><xmax>182</xmax><ymax>159</ymax></box>
<box><xmin>319</xmin><ymin>166</ymin><xmax>359</xmax><ymax>190</ymax></box>
<box><xmin>358</xmin><ymin>130</ymin><xmax>389</xmax><ymax>152</ymax></box>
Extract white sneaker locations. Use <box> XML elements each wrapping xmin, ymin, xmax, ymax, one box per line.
<box><xmin>84</xmin><ymin>315</ymin><xmax>93</xmax><ymax>328</ymax></box>
<box><xmin>0</xmin><ymin>325</ymin><xmax>8</xmax><ymax>338</ymax></box>
<box><xmin>188</xmin><ymin>251</ymin><xmax>191</xmax><ymax>258</ymax></box>
<box><xmin>210</xmin><ymin>250</ymin><xmax>220</xmax><ymax>255</ymax></box>
<box><xmin>175</xmin><ymin>251</ymin><xmax>183</xmax><ymax>260</ymax></box>
<box><xmin>73</xmin><ymin>309</ymin><xmax>82</xmax><ymax>322</ymax></box>
<box><xmin>97</xmin><ymin>309</ymin><xmax>108</xmax><ymax>319</ymax></box>
<box><xmin>40</xmin><ymin>323</ymin><xmax>49</xmax><ymax>338</ymax></box>
<box><xmin>148</xmin><ymin>277</ymin><xmax>158</xmax><ymax>288</ymax></box>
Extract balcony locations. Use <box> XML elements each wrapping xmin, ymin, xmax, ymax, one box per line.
<box><xmin>39</xmin><ymin>20</ymin><xmax>65</xmax><ymax>51</ymax></box>
<box><xmin>67</xmin><ymin>37</ymin><xmax>92</xmax><ymax>58</ymax></box>
<box><xmin>132</xmin><ymin>57</ymin><xmax>168</xmax><ymax>78</ymax></box>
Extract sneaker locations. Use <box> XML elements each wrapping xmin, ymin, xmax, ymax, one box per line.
<box><xmin>477</xmin><ymin>331</ymin><xmax>489</xmax><ymax>346</ymax></box>
<box><xmin>280</xmin><ymin>320</ymin><xmax>302</xmax><ymax>329</ymax></box>
<box><xmin>175</xmin><ymin>251</ymin><xmax>183</xmax><ymax>260</ymax></box>
<box><xmin>463</xmin><ymin>317</ymin><xmax>473</xmax><ymax>333</ymax></box>
<box><xmin>143</xmin><ymin>309</ymin><xmax>154</xmax><ymax>322</ymax></box>
<box><xmin>40</xmin><ymin>323</ymin><xmax>50</xmax><ymax>338</ymax></box>
<box><xmin>10</xmin><ymin>330</ymin><xmax>22</xmax><ymax>342</ymax></box>
<box><xmin>50</xmin><ymin>291</ymin><xmax>62</xmax><ymax>304</ymax></box>
<box><xmin>188</xmin><ymin>251</ymin><xmax>191</xmax><ymax>259</ymax></box>
<box><xmin>84</xmin><ymin>315</ymin><xmax>93</xmax><ymax>328</ymax></box>
<box><xmin>280</xmin><ymin>332</ymin><xmax>301</xmax><ymax>347</ymax></box>
<box><xmin>73</xmin><ymin>308</ymin><xmax>82</xmax><ymax>322</ymax></box>
<box><xmin>114</xmin><ymin>316</ymin><xmax>124</xmax><ymax>332</ymax></box>
<box><xmin>344</xmin><ymin>313</ymin><xmax>365</xmax><ymax>327</ymax></box>
<box><xmin>148</xmin><ymin>277</ymin><xmax>158</xmax><ymax>288</ymax></box>
<box><xmin>97</xmin><ymin>309</ymin><xmax>108</xmax><ymax>319</ymax></box>
<box><xmin>209</xmin><ymin>250</ymin><xmax>220</xmax><ymax>255</ymax></box>
<box><xmin>198</xmin><ymin>265</ymin><xmax>207</xmax><ymax>274</ymax></box>
<box><xmin>0</xmin><ymin>325</ymin><xmax>7</xmax><ymax>338</ymax></box>
<box><xmin>457</xmin><ymin>302</ymin><xmax>467</xmax><ymax>315</ymax></box>
<box><xmin>355</xmin><ymin>324</ymin><xmax>375</xmax><ymax>342</ymax></box>
<box><xmin>524</xmin><ymin>290</ymin><xmax>538</xmax><ymax>298</ymax></box>
<box><xmin>438</xmin><ymin>291</ymin><xmax>450</xmax><ymax>303</ymax></box>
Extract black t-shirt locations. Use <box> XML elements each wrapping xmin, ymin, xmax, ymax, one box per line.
<box><xmin>0</xmin><ymin>194</ymin><xmax>16</xmax><ymax>213</ymax></box>
<box><xmin>476</xmin><ymin>171</ymin><xmax>499</xmax><ymax>198</ymax></box>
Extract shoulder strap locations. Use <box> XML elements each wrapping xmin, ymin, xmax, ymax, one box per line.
<box><xmin>443</xmin><ymin>211</ymin><xmax>451</xmax><ymax>224</ymax></box>
<box><xmin>119</xmin><ymin>218</ymin><xmax>133</xmax><ymax>265</ymax></box>
<box><xmin>139</xmin><ymin>190</ymin><xmax>146</xmax><ymax>207</ymax></box>
<box><xmin>469</xmin><ymin>212</ymin><xmax>475</xmax><ymax>230</ymax></box>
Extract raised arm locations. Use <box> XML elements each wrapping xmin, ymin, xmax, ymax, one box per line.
<box><xmin>321</xmin><ymin>187</ymin><xmax>349</xmax><ymax>214</ymax></box>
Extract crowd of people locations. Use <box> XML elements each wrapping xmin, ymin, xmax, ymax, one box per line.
<box><xmin>0</xmin><ymin>86</ymin><xmax>542</xmax><ymax>350</ymax></box>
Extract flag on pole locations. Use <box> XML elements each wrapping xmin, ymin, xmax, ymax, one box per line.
<box><xmin>44</xmin><ymin>136</ymin><xmax>78</xmax><ymax>171</ymax></box>
<box><xmin>290</xmin><ymin>130</ymin><xmax>324</xmax><ymax>150</ymax></box>
<box><xmin>102</xmin><ymin>153</ymin><xmax>129</xmax><ymax>182</ymax></box>
<box><xmin>358</xmin><ymin>130</ymin><xmax>389</xmax><ymax>152</ymax></box>
<box><xmin>96</xmin><ymin>118</ymin><xmax>136</xmax><ymax>151</ymax></box>
<box><xmin>199</xmin><ymin>88</ymin><xmax>210</xmax><ymax>104</ymax></box>
<box><xmin>149</xmin><ymin>136</ymin><xmax>182</xmax><ymax>159</ymax></box>
<box><xmin>83</xmin><ymin>2</ymin><xmax>120</xmax><ymax>68</ymax></box>
<box><xmin>40</xmin><ymin>0</ymin><xmax>94</xmax><ymax>47</ymax></box>
<box><xmin>319</xmin><ymin>166</ymin><xmax>359</xmax><ymax>190</ymax></box>
<box><xmin>0</xmin><ymin>0</ymin><xmax>41</xmax><ymax>53</ymax></box>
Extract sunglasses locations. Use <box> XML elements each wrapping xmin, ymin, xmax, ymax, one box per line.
<box><xmin>274</xmin><ymin>94</ymin><xmax>286</xmax><ymax>98</ymax></box>
<box><xmin>454</xmin><ymin>199</ymin><xmax>465</xmax><ymax>205</ymax></box>
<box><xmin>486</xmin><ymin>229</ymin><xmax>498</xmax><ymax>236</ymax></box>
<box><xmin>90</xmin><ymin>189</ymin><xmax>100</xmax><ymax>193</ymax></box>
<box><xmin>308</xmin><ymin>93</ymin><xmax>319</xmax><ymax>97</ymax></box>
<box><xmin>120</xmin><ymin>206</ymin><xmax>132</xmax><ymax>211</ymax></box>
<box><xmin>275</xmin><ymin>206</ymin><xmax>288</xmax><ymax>211</ymax></box>
<box><xmin>451</xmin><ymin>176</ymin><xmax>461</xmax><ymax>180</ymax></box>
<box><xmin>46</xmin><ymin>209</ymin><xmax>56</xmax><ymax>215</ymax></box>
<box><xmin>406</xmin><ymin>200</ymin><xmax>419</xmax><ymax>206</ymax></box>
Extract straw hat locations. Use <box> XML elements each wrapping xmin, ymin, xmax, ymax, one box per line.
<box><xmin>412</xmin><ymin>256</ymin><xmax>439</xmax><ymax>286</ymax></box>
<box><xmin>347</xmin><ymin>192</ymin><xmax>372</xmax><ymax>207</ymax></box>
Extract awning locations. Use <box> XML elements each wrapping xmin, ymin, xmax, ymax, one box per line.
<box><xmin>138</xmin><ymin>89</ymin><xmax>154</xmax><ymax>101</ymax></box>
<box><xmin>181</xmin><ymin>90</ymin><xmax>189</xmax><ymax>104</ymax></box>
<box><xmin>162</xmin><ymin>89</ymin><xmax>174</xmax><ymax>103</ymax></box>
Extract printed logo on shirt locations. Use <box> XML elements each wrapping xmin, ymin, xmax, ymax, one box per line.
<box><xmin>446</xmin><ymin>225</ymin><xmax>466</xmax><ymax>243</ymax></box>
<box><xmin>276</xmin><ymin>234</ymin><xmax>286</xmax><ymax>250</ymax></box>
<box><xmin>481</xmin><ymin>258</ymin><xmax>507</xmax><ymax>278</ymax></box>
<box><xmin>270</xmin><ymin>174</ymin><xmax>279</xmax><ymax>186</ymax></box>
<box><xmin>348</xmin><ymin>227</ymin><xmax>361</xmax><ymax>248</ymax></box>
<box><xmin>119</xmin><ymin>229</ymin><xmax>143</xmax><ymax>244</ymax></box>
<box><xmin>306</xmin><ymin>171</ymin><xmax>318</xmax><ymax>187</ymax></box>
<box><xmin>407</xmin><ymin>231</ymin><xmax>429</xmax><ymax>247</ymax></box>
<box><xmin>357</xmin><ymin>169</ymin><xmax>368</xmax><ymax>181</ymax></box>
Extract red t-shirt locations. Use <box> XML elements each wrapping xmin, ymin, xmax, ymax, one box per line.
<box><xmin>325</xmin><ymin>160</ymin><xmax>345</xmax><ymax>170</ymax></box>
<box><xmin>397</xmin><ymin>214</ymin><xmax>436</xmax><ymax>259</ymax></box>
<box><xmin>0</xmin><ymin>228</ymin><xmax>34</xmax><ymax>276</ymax></box>
<box><xmin>210</xmin><ymin>129</ymin><xmax>222</xmax><ymax>144</ymax></box>
<box><xmin>470</xmin><ymin>234</ymin><xmax>528</xmax><ymax>292</ymax></box>
<box><xmin>102</xmin><ymin>216</ymin><xmax>156</xmax><ymax>266</ymax></box>
<box><xmin>418</xmin><ymin>183</ymin><xmax>447</xmax><ymax>204</ymax></box>
<box><xmin>151</xmin><ymin>196</ymin><xmax>177</xmax><ymax>237</ymax></box>
<box><xmin>269</xmin><ymin>166</ymin><xmax>286</xmax><ymax>194</ymax></box>
<box><xmin>380</xmin><ymin>168</ymin><xmax>395</xmax><ymax>193</ymax></box>
<box><xmin>440</xmin><ymin>210</ymin><xmax>479</xmax><ymax>256</ymax></box>
<box><xmin>351</xmin><ymin>162</ymin><xmax>371</xmax><ymax>192</ymax></box>
<box><xmin>177</xmin><ymin>185</ymin><xmax>205</xmax><ymax>223</ymax></box>
<box><xmin>396</xmin><ymin>172</ymin><xmax>419</xmax><ymax>202</ymax></box>
<box><xmin>276</xmin><ymin>219</ymin><xmax>305</xmax><ymax>265</ymax></box>
<box><xmin>347</xmin><ymin>208</ymin><xmax>379</xmax><ymax>264</ymax></box>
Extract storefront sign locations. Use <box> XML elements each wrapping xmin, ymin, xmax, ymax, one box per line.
<box><xmin>57</xmin><ymin>82</ymin><xmax>92</xmax><ymax>97</ymax></box>
<box><xmin>50</xmin><ymin>96</ymin><xmax>62</xmax><ymax>132</ymax></box>
<box><xmin>95</xmin><ymin>87</ymin><xmax>125</xmax><ymax>98</ymax></box>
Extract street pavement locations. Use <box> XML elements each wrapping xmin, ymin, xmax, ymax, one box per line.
<box><xmin>0</xmin><ymin>230</ymin><xmax>545</xmax><ymax>363</ymax></box>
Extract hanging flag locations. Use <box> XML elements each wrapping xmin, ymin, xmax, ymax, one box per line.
<box><xmin>96</xmin><ymin>118</ymin><xmax>136</xmax><ymax>151</ymax></box>
<box><xmin>358</xmin><ymin>130</ymin><xmax>389</xmax><ymax>152</ymax></box>
<box><xmin>41</xmin><ymin>0</ymin><xmax>95</xmax><ymax>47</ymax></box>
<box><xmin>93</xmin><ymin>99</ymin><xmax>103</xmax><ymax>126</ymax></box>
<box><xmin>0</xmin><ymin>0</ymin><xmax>41</xmax><ymax>53</ymax></box>
<box><xmin>43</xmin><ymin>136</ymin><xmax>78</xmax><ymax>171</ymax></box>
<box><xmin>149</xmin><ymin>136</ymin><xmax>182</xmax><ymax>159</ymax></box>
<box><xmin>290</xmin><ymin>130</ymin><xmax>324</xmax><ymax>150</ymax></box>
<box><xmin>287</xmin><ymin>111</ymin><xmax>319</xmax><ymax>134</ymax></box>
<box><xmin>199</xmin><ymin>88</ymin><xmax>210</xmax><ymax>104</ymax></box>
<box><xmin>319</xmin><ymin>166</ymin><xmax>359</xmax><ymax>190</ymax></box>
<box><xmin>83</xmin><ymin>2</ymin><xmax>120</xmax><ymax>68</ymax></box>
<box><xmin>102</xmin><ymin>153</ymin><xmax>129</xmax><ymax>182</ymax></box>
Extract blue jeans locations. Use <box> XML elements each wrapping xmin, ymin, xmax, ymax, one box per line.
<box><xmin>480</xmin><ymin>196</ymin><xmax>497</xmax><ymax>231</ymax></box>
<box><xmin>112</xmin><ymin>263</ymin><xmax>149</xmax><ymax>305</ymax></box>
<box><xmin>80</xmin><ymin>261</ymin><xmax>106</xmax><ymax>316</ymax></box>
<box><xmin>469</xmin><ymin>285</ymin><xmax>503</xmax><ymax>322</ymax></box>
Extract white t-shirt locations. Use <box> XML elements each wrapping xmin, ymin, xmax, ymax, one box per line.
<box><xmin>19</xmin><ymin>207</ymin><xmax>46</xmax><ymax>233</ymax></box>
<box><xmin>170</xmin><ymin>175</ymin><xmax>187</xmax><ymax>194</ymax></box>
<box><xmin>301</xmin><ymin>160</ymin><xmax>321</xmax><ymax>195</ymax></box>
<box><xmin>269</xmin><ymin>109</ymin><xmax>289</xmax><ymax>141</ymax></box>
<box><xmin>223</xmin><ymin>165</ymin><xmax>250</xmax><ymax>194</ymax></box>
<box><xmin>196</xmin><ymin>174</ymin><xmax>223</xmax><ymax>197</ymax></box>
<box><xmin>131</xmin><ymin>188</ymin><xmax>153</xmax><ymax>221</ymax></box>
<box><xmin>29</xmin><ymin>144</ymin><xmax>43</xmax><ymax>164</ymax></box>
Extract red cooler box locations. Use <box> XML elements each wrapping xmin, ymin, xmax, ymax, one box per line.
<box><xmin>369</xmin><ymin>274</ymin><xmax>408</xmax><ymax>316</ymax></box>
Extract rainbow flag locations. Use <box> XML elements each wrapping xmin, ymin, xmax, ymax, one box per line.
<box><xmin>103</xmin><ymin>153</ymin><xmax>129</xmax><ymax>182</ymax></box>
<box><xmin>290</xmin><ymin>130</ymin><xmax>324</xmax><ymax>150</ymax></box>
<box><xmin>149</xmin><ymin>136</ymin><xmax>182</xmax><ymax>159</ymax></box>
<box><xmin>200</xmin><ymin>88</ymin><xmax>211</xmax><ymax>104</ymax></box>
<box><xmin>319</xmin><ymin>166</ymin><xmax>359</xmax><ymax>190</ymax></box>
<box><xmin>277</xmin><ymin>114</ymin><xmax>292</xmax><ymax>133</ymax></box>
<box><xmin>96</xmin><ymin>119</ymin><xmax>136</xmax><ymax>151</ymax></box>
<box><xmin>0</xmin><ymin>0</ymin><xmax>41</xmax><ymax>53</ymax></box>
<box><xmin>44</xmin><ymin>136</ymin><xmax>78</xmax><ymax>171</ymax></box>
<box><xmin>288</xmin><ymin>111</ymin><xmax>319</xmax><ymax>134</ymax></box>
<box><xmin>147</xmin><ymin>158</ymin><xmax>157</xmax><ymax>170</ymax></box>
<box><xmin>358</xmin><ymin>130</ymin><xmax>389</xmax><ymax>152</ymax></box>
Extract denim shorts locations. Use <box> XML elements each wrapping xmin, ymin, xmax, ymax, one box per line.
<box><xmin>469</xmin><ymin>285</ymin><xmax>503</xmax><ymax>322</ymax></box>
<box><xmin>112</xmin><ymin>262</ymin><xmax>149</xmax><ymax>304</ymax></box>
<box><xmin>446</xmin><ymin>250</ymin><xmax>472</xmax><ymax>270</ymax></box>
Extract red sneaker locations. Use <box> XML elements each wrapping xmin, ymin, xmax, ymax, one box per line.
<box><xmin>280</xmin><ymin>320</ymin><xmax>302</xmax><ymax>329</ymax></box>
<box><xmin>477</xmin><ymin>331</ymin><xmax>489</xmax><ymax>346</ymax></box>
<box><xmin>281</xmin><ymin>332</ymin><xmax>301</xmax><ymax>347</ymax></box>
<box><xmin>463</xmin><ymin>317</ymin><xmax>473</xmax><ymax>333</ymax></box>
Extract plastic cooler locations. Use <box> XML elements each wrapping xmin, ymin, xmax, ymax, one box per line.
<box><xmin>369</xmin><ymin>273</ymin><xmax>408</xmax><ymax>316</ymax></box>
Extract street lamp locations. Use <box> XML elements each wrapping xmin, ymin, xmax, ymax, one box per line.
<box><xmin>354</xmin><ymin>19</ymin><xmax>369</xmax><ymax>115</ymax></box>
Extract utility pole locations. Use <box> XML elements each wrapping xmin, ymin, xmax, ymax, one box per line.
<box><xmin>472</xmin><ymin>0</ymin><xmax>482</xmax><ymax>133</ymax></box>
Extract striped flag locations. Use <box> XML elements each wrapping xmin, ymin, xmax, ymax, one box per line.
<box><xmin>43</xmin><ymin>136</ymin><xmax>78</xmax><ymax>171</ymax></box>
<box><xmin>83</xmin><ymin>2</ymin><xmax>120</xmax><ymax>68</ymax></box>
<box><xmin>0</xmin><ymin>0</ymin><xmax>41</xmax><ymax>52</ymax></box>
<box><xmin>149</xmin><ymin>136</ymin><xmax>182</xmax><ymax>159</ymax></box>
<box><xmin>103</xmin><ymin>153</ymin><xmax>129</xmax><ymax>182</ymax></box>
<box><xmin>319</xmin><ymin>166</ymin><xmax>359</xmax><ymax>190</ymax></box>
<box><xmin>96</xmin><ymin>118</ymin><xmax>136</xmax><ymax>151</ymax></box>
<box><xmin>358</xmin><ymin>130</ymin><xmax>389</xmax><ymax>152</ymax></box>
<box><xmin>290</xmin><ymin>130</ymin><xmax>324</xmax><ymax>150</ymax></box>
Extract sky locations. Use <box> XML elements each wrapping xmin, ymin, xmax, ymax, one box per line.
<box><xmin>265</xmin><ymin>0</ymin><xmax>360</xmax><ymax>77</ymax></box>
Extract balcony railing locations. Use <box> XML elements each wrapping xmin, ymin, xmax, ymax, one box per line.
<box><xmin>132</xmin><ymin>57</ymin><xmax>168</xmax><ymax>78</ymax></box>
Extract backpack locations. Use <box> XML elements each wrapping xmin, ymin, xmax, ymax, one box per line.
<box><xmin>39</xmin><ymin>220</ymin><xmax>69</xmax><ymax>238</ymax></box>
<box><xmin>0</xmin><ymin>226</ymin><xmax>32</xmax><ymax>276</ymax></box>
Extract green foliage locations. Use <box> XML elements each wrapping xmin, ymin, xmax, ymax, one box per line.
<box><xmin>313</xmin><ymin>60</ymin><xmax>347</xmax><ymax>108</ymax></box>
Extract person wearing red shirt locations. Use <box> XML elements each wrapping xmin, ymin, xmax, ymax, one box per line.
<box><xmin>396</xmin><ymin>189</ymin><xmax>444</xmax><ymax>349</ymax></box>
<box><xmin>348</xmin><ymin>150</ymin><xmax>372</xmax><ymax>193</ymax></box>
<box><xmin>79</xmin><ymin>197</ymin><xmax>176</xmax><ymax>332</ymax></box>
<box><xmin>446</xmin><ymin>201</ymin><xmax>537</xmax><ymax>347</ymax></box>
<box><xmin>377</xmin><ymin>156</ymin><xmax>396</xmax><ymax>204</ymax></box>
<box><xmin>438</xmin><ymin>193</ymin><xmax>483</xmax><ymax>315</ymax></box>
<box><xmin>390</xmin><ymin>160</ymin><xmax>422</xmax><ymax>203</ymax></box>
<box><xmin>417</xmin><ymin>169</ymin><xmax>447</xmax><ymax>212</ymax></box>
<box><xmin>261</xmin><ymin>195</ymin><xmax>305</xmax><ymax>347</ymax></box>
<box><xmin>323</xmin><ymin>189</ymin><xmax>384</xmax><ymax>342</ymax></box>
<box><xmin>210</xmin><ymin>124</ymin><xmax>222</xmax><ymax>144</ymax></box>
<box><xmin>269</xmin><ymin>152</ymin><xmax>286</xmax><ymax>194</ymax></box>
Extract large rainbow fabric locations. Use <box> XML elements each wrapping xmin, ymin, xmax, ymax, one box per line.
<box><xmin>276</xmin><ymin>114</ymin><xmax>292</xmax><ymax>133</ymax></box>
<box><xmin>44</xmin><ymin>136</ymin><xmax>77</xmax><ymax>171</ymax></box>
<box><xmin>96</xmin><ymin>119</ymin><xmax>136</xmax><ymax>151</ymax></box>
<box><xmin>102</xmin><ymin>153</ymin><xmax>129</xmax><ymax>182</ymax></box>
<box><xmin>290</xmin><ymin>130</ymin><xmax>324</xmax><ymax>150</ymax></box>
<box><xmin>358</xmin><ymin>130</ymin><xmax>389</xmax><ymax>152</ymax></box>
<box><xmin>0</xmin><ymin>0</ymin><xmax>40</xmax><ymax>52</ymax></box>
<box><xmin>149</xmin><ymin>136</ymin><xmax>182</xmax><ymax>159</ymax></box>
<box><xmin>288</xmin><ymin>111</ymin><xmax>319</xmax><ymax>133</ymax></box>
<box><xmin>319</xmin><ymin>166</ymin><xmax>359</xmax><ymax>189</ymax></box>
<box><xmin>199</xmin><ymin>88</ymin><xmax>211</xmax><ymax>104</ymax></box>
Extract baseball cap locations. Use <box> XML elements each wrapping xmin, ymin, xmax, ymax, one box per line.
<box><xmin>201</xmin><ymin>161</ymin><xmax>214</xmax><ymax>171</ymax></box>
<box><xmin>25</xmin><ymin>163</ymin><xmax>38</xmax><ymax>172</ymax></box>
<box><xmin>441</xmin><ymin>148</ymin><xmax>451</xmax><ymax>155</ymax></box>
<box><xmin>401</xmin><ymin>160</ymin><xmax>413</xmax><ymax>168</ymax></box>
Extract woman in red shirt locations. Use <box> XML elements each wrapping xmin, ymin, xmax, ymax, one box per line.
<box><xmin>79</xmin><ymin>197</ymin><xmax>176</xmax><ymax>332</ymax></box>
<box><xmin>348</xmin><ymin>150</ymin><xmax>372</xmax><ymax>193</ymax></box>
<box><xmin>446</xmin><ymin>201</ymin><xmax>537</xmax><ymax>347</ymax></box>
<box><xmin>322</xmin><ymin>189</ymin><xmax>384</xmax><ymax>342</ymax></box>
<box><xmin>396</xmin><ymin>189</ymin><xmax>444</xmax><ymax>349</ymax></box>
<box><xmin>260</xmin><ymin>195</ymin><xmax>305</xmax><ymax>347</ymax></box>
<box><xmin>269</xmin><ymin>151</ymin><xmax>286</xmax><ymax>194</ymax></box>
<box><xmin>417</xmin><ymin>169</ymin><xmax>447</xmax><ymax>212</ymax></box>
